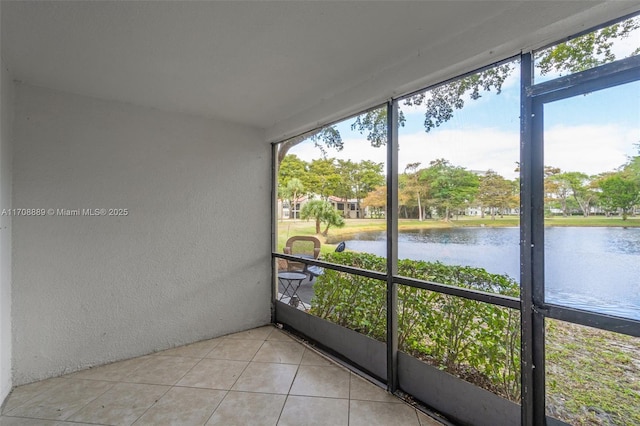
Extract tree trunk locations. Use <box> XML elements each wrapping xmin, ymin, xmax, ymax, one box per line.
<box><xmin>292</xmin><ymin>192</ymin><xmax>299</xmax><ymax>220</ymax></box>
<box><xmin>417</xmin><ymin>193</ymin><xmax>423</xmax><ymax>221</ymax></box>
<box><xmin>315</xmin><ymin>218</ymin><xmax>321</xmax><ymax>234</ymax></box>
<box><xmin>277</xmin><ymin>134</ymin><xmax>310</xmax><ymax>164</ymax></box>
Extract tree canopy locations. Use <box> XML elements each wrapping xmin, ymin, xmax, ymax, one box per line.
<box><xmin>598</xmin><ymin>175</ymin><xmax>640</xmax><ymax>220</ymax></box>
<box><xmin>300</xmin><ymin>200</ymin><xmax>345</xmax><ymax>236</ymax></box>
<box><xmin>277</xmin><ymin>17</ymin><xmax>638</xmax><ymax>162</ymax></box>
<box><xmin>478</xmin><ymin>170</ymin><xmax>517</xmax><ymax>220</ymax></box>
<box><xmin>280</xmin><ymin>154</ymin><xmax>639</xmax><ymax>221</ymax></box>
<box><xmin>421</xmin><ymin>159</ymin><xmax>480</xmax><ymax>221</ymax></box>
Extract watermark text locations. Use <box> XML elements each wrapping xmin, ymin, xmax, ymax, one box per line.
<box><xmin>1</xmin><ymin>208</ymin><xmax>129</xmax><ymax>217</ymax></box>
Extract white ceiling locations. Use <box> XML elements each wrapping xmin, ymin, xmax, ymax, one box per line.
<box><xmin>2</xmin><ymin>1</ymin><xmax>639</xmax><ymax>141</ymax></box>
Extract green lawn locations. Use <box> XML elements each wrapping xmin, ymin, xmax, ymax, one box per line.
<box><xmin>546</xmin><ymin>320</ymin><xmax>640</xmax><ymax>425</ymax></box>
<box><xmin>544</xmin><ymin>215</ymin><xmax>640</xmax><ymax>227</ymax></box>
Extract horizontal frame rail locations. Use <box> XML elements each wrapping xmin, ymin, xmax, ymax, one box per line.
<box><xmin>537</xmin><ymin>303</ymin><xmax>640</xmax><ymax>338</ymax></box>
<box><xmin>395</xmin><ymin>275</ymin><xmax>521</xmax><ymax>310</ymax></box>
<box><xmin>529</xmin><ymin>55</ymin><xmax>640</xmax><ymax>101</ymax></box>
<box><xmin>274</xmin><ymin>252</ymin><xmax>387</xmax><ymax>281</ymax></box>
<box><xmin>273</xmin><ymin>253</ymin><xmax>521</xmax><ymax>310</ymax></box>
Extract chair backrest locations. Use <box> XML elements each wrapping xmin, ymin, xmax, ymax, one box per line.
<box><xmin>283</xmin><ymin>236</ymin><xmax>321</xmax><ymax>258</ymax></box>
<box><xmin>283</xmin><ymin>236</ymin><xmax>321</xmax><ymax>272</ymax></box>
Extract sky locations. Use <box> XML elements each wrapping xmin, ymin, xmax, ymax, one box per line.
<box><xmin>288</xmin><ymin>63</ymin><xmax>638</xmax><ymax>181</ymax></box>
<box><xmin>286</xmin><ymin>26</ymin><xmax>640</xmax><ymax>180</ymax></box>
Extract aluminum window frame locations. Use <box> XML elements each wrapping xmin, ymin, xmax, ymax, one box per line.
<box><xmin>271</xmin><ymin>20</ymin><xmax>640</xmax><ymax>424</ymax></box>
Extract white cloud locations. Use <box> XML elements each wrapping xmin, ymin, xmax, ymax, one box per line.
<box><xmin>287</xmin><ymin>136</ymin><xmax>386</xmax><ymax>165</ymax></box>
<box><xmin>544</xmin><ymin>124</ymin><xmax>636</xmax><ymax>175</ymax></box>
<box><xmin>611</xmin><ymin>26</ymin><xmax>639</xmax><ymax>58</ymax></box>
<box><xmin>399</xmin><ymin>128</ymin><xmax>520</xmax><ymax>178</ymax></box>
<box><xmin>286</xmin><ymin>122</ymin><xmax>636</xmax><ymax>180</ymax></box>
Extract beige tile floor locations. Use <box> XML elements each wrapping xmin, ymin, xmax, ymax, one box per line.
<box><xmin>0</xmin><ymin>325</ymin><xmax>445</xmax><ymax>426</ymax></box>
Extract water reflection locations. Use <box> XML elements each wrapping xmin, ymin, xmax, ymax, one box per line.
<box><xmin>343</xmin><ymin>227</ymin><xmax>640</xmax><ymax>320</ymax></box>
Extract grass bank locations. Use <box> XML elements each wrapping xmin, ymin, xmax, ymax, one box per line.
<box><xmin>276</xmin><ymin>215</ymin><xmax>640</xmax><ymax>253</ymax></box>
<box><xmin>546</xmin><ymin>320</ymin><xmax>640</xmax><ymax>425</ymax></box>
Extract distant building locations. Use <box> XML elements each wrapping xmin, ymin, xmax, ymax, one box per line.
<box><xmin>328</xmin><ymin>196</ymin><xmax>361</xmax><ymax>219</ymax></box>
<box><xmin>277</xmin><ymin>194</ymin><xmax>365</xmax><ymax>220</ymax></box>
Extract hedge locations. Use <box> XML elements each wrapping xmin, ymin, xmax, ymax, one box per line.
<box><xmin>309</xmin><ymin>251</ymin><xmax>521</xmax><ymax>401</ymax></box>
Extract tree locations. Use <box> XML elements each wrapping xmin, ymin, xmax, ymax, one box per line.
<box><xmin>301</xmin><ymin>199</ymin><xmax>346</xmax><ymax>236</ymax></box>
<box><xmin>351</xmin><ymin>160</ymin><xmax>385</xmax><ymax>218</ymax></box>
<box><xmin>277</xmin><ymin>126</ymin><xmax>341</xmax><ymax>164</ymax></box>
<box><xmin>398</xmin><ymin>174</ymin><xmax>414</xmax><ymax>219</ymax></box>
<box><xmin>334</xmin><ymin>159</ymin><xmax>384</xmax><ymax>218</ymax></box>
<box><xmin>598</xmin><ymin>174</ymin><xmax>640</xmax><ymax>220</ymax></box>
<box><xmin>362</xmin><ymin>185</ymin><xmax>386</xmax><ymax>218</ymax></box>
<box><xmin>276</xmin><ymin>17</ymin><xmax>638</xmax><ymax>162</ymax></box>
<box><xmin>306</xmin><ymin>159</ymin><xmax>341</xmax><ymax>200</ymax></box>
<box><xmin>422</xmin><ymin>159</ymin><xmax>479</xmax><ymax>221</ymax></box>
<box><xmin>280</xmin><ymin>178</ymin><xmax>305</xmax><ymax>219</ymax></box>
<box><xmin>478</xmin><ymin>170</ymin><xmax>513</xmax><ymax>219</ymax></box>
<box><xmin>546</xmin><ymin>171</ymin><xmax>598</xmax><ymax>217</ymax></box>
<box><xmin>335</xmin><ymin>159</ymin><xmax>357</xmax><ymax>203</ymax></box>
<box><xmin>536</xmin><ymin>19</ymin><xmax>639</xmax><ymax>76</ymax></box>
<box><xmin>278</xmin><ymin>155</ymin><xmax>309</xmax><ymax>219</ymax></box>
<box><xmin>321</xmin><ymin>208</ymin><xmax>345</xmax><ymax>236</ymax></box>
<box><xmin>278</xmin><ymin>154</ymin><xmax>308</xmax><ymax>187</ymax></box>
<box><xmin>402</xmin><ymin>162</ymin><xmax>428</xmax><ymax>221</ymax></box>
<box><xmin>621</xmin><ymin>143</ymin><xmax>640</xmax><ymax>186</ymax></box>
<box><xmin>562</xmin><ymin>172</ymin><xmax>597</xmax><ymax>217</ymax></box>
<box><xmin>544</xmin><ymin>167</ymin><xmax>570</xmax><ymax>216</ymax></box>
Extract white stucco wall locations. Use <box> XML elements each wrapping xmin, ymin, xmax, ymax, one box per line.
<box><xmin>11</xmin><ymin>84</ymin><xmax>271</xmax><ymax>385</ymax></box>
<box><xmin>0</xmin><ymin>60</ymin><xmax>14</xmax><ymax>403</ymax></box>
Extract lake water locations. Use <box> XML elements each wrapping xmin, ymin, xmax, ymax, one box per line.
<box><xmin>343</xmin><ymin>227</ymin><xmax>640</xmax><ymax>321</ymax></box>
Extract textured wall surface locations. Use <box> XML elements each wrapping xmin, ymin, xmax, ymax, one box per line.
<box><xmin>0</xmin><ymin>60</ymin><xmax>14</xmax><ymax>402</ymax></box>
<box><xmin>12</xmin><ymin>84</ymin><xmax>270</xmax><ymax>385</ymax></box>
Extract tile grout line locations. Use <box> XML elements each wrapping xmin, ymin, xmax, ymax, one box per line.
<box><xmin>131</xmin><ymin>327</ymin><xmax>275</xmax><ymax>425</ymax></box>
<box><xmin>1</xmin><ymin>413</ymin><xmax>105</xmax><ymax>425</ymax></box>
<box><xmin>122</xmin><ymin>382</ymin><xmax>173</xmax><ymax>425</ymax></box>
<box><xmin>1</xmin><ymin>377</ymin><xmax>72</xmax><ymax>416</ymax></box>
<box><xmin>276</xmin><ymin>394</ymin><xmax>290</xmax><ymax>426</ymax></box>
<box><xmin>2</xmin><ymin>327</ymin><xmax>267</xmax><ymax>424</ymax></box>
<box><xmin>5</xmin><ymin>377</ymin><xmax>116</xmax><ymax>423</ymax></box>
<box><xmin>414</xmin><ymin>405</ymin><xmax>422</xmax><ymax>426</ymax></box>
<box><xmin>62</xmin><ymin>379</ymin><xmax>118</xmax><ymax>423</ymax></box>
<box><xmin>218</xmin><ymin>326</ymin><xmax>290</xmax><ymax>425</ymax></box>
<box><xmin>208</xmin><ymin>326</ymin><xmax>281</xmax><ymax>424</ymax></box>
<box><xmin>7</xmin><ymin>325</ymin><xmax>373</xmax><ymax>425</ymax></box>
<box><xmin>128</xmin><ymin>341</ymin><xmax>220</xmax><ymax>426</ymax></box>
<box><xmin>201</xmin><ymin>389</ymin><xmax>230</xmax><ymax>426</ymax></box>
<box><xmin>220</xmin><ymin>333</ymin><xmax>270</xmax><ymax>394</ymax></box>
<box><xmin>276</xmin><ymin>342</ymin><xmax>304</xmax><ymax>425</ymax></box>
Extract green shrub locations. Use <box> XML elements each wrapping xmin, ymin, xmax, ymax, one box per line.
<box><xmin>310</xmin><ymin>252</ymin><xmax>521</xmax><ymax>401</ymax></box>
